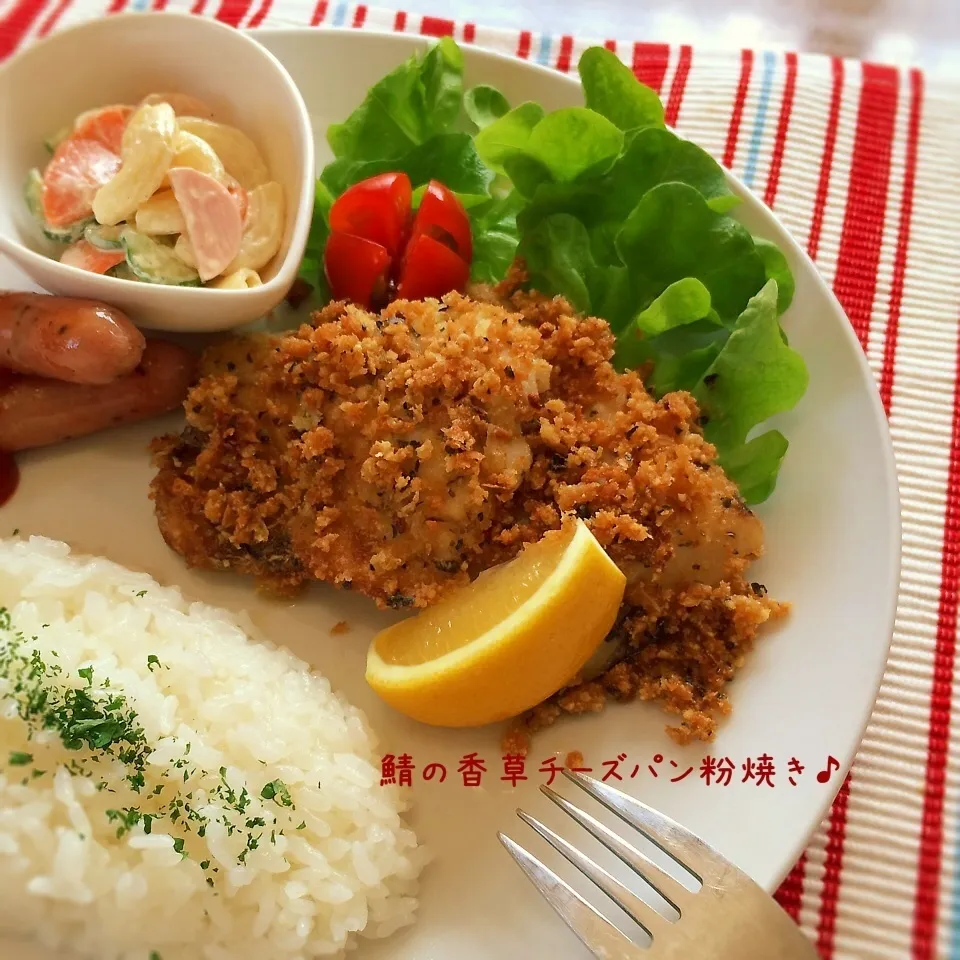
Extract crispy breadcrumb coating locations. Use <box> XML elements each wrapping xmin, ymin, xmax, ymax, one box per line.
<box><xmin>150</xmin><ymin>286</ymin><xmax>785</xmax><ymax>744</ymax></box>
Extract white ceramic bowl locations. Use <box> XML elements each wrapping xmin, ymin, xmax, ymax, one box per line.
<box><xmin>0</xmin><ymin>13</ymin><xmax>315</xmax><ymax>332</ymax></box>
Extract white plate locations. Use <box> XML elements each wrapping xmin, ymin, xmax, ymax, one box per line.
<box><xmin>2</xmin><ymin>28</ymin><xmax>900</xmax><ymax>960</ymax></box>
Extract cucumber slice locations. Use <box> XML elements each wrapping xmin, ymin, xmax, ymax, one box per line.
<box><xmin>44</xmin><ymin>124</ymin><xmax>73</xmax><ymax>154</ymax></box>
<box><xmin>45</xmin><ymin>220</ymin><xmax>90</xmax><ymax>243</ymax></box>
<box><xmin>84</xmin><ymin>223</ymin><xmax>124</xmax><ymax>251</ymax></box>
<box><xmin>120</xmin><ymin>227</ymin><xmax>201</xmax><ymax>286</ymax></box>
<box><xmin>46</xmin><ymin>219</ymin><xmax>93</xmax><ymax>244</ymax></box>
<box><xmin>23</xmin><ymin>168</ymin><xmax>91</xmax><ymax>243</ymax></box>
<box><xmin>108</xmin><ymin>261</ymin><xmax>138</xmax><ymax>281</ymax></box>
<box><xmin>23</xmin><ymin>168</ymin><xmax>43</xmax><ymax>217</ymax></box>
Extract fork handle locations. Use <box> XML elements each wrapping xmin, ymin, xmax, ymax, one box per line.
<box><xmin>698</xmin><ymin>897</ymin><xmax>820</xmax><ymax>960</ymax></box>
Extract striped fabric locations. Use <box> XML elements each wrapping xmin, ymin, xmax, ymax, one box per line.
<box><xmin>2</xmin><ymin>3</ymin><xmax>958</xmax><ymax>957</ymax></box>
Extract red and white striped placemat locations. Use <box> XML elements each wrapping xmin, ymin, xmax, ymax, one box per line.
<box><xmin>3</xmin><ymin>3</ymin><xmax>959</xmax><ymax>958</ymax></box>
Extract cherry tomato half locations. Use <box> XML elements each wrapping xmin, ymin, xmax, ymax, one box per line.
<box><xmin>409</xmin><ymin>180</ymin><xmax>472</xmax><ymax>262</ymax></box>
<box><xmin>329</xmin><ymin>172</ymin><xmax>412</xmax><ymax>258</ymax></box>
<box><xmin>324</xmin><ymin>232</ymin><xmax>392</xmax><ymax>308</ymax></box>
<box><xmin>396</xmin><ymin>232</ymin><xmax>470</xmax><ymax>301</ymax></box>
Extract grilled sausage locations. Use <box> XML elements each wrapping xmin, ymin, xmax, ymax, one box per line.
<box><xmin>0</xmin><ymin>292</ymin><xmax>146</xmax><ymax>385</ymax></box>
<box><xmin>0</xmin><ymin>339</ymin><xmax>195</xmax><ymax>451</ymax></box>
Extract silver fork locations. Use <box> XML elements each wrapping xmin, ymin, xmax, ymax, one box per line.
<box><xmin>500</xmin><ymin>770</ymin><xmax>818</xmax><ymax>959</ymax></box>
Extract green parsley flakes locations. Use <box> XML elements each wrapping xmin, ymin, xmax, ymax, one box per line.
<box><xmin>260</xmin><ymin>779</ymin><xmax>293</xmax><ymax>807</ymax></box>
<box><xmin>0</xmin><ymin>608</ymin><xmax>301</xmax><ymax>872</ymax></box>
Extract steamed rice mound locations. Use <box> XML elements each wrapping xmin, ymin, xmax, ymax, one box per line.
<box><xmin>0</xmin><ymin>537</ymin><xmax>424</xmax><ymax>960</ymax></box>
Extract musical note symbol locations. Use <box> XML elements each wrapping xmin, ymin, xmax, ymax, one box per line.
<box><xmin>816</xmin><ymin>756</ymin><xmax>840</xmax><ymax>783</ymax></box>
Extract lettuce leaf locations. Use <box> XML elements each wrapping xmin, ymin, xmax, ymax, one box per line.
<box><xmin>716</xmin><ymin>431</ymin><xmax>790</xmax><ymax>505</ymax></box>
<box><xmin>307</xmin><ymin>37</ymin><xmax>807</xmax><ymax>502</ymax></box>
<box><xmin>515</xmin><ymin>127</ymin><xmax>739</xmax><ymax>248</ymax></box>
<box><xmin>613</xmin><ymin>281</ymin><xmax>806</xmax><ymax>502</ymax></box>
<box><xmin>754</xmin><ymin>237</ymin><xmax>795</xmax><ymax>313</ymax></box>
<box><xmin>607</xmin><ymin>127</ymin><xmax>740</xmax><ymax>216</ymax></box>
<box><xmin>478</xmin><ymin>106</ymin><xmax>624</xmax><ymax>188</ymax></box>
<box><xmin>578</xmin><ymin>46</ymin><xmax>665</xmax><ymax>132</ymax></box>
<box><xmin>519</xmin><ymin>183</ymin><xmax>768</xmax><ymax>334</ymax></box>
<box><xmin>394</xmin><ymin>133</ymin><xmax>494</xmax><ymax>194</ymax></box>
<box><xmin>524</xmin><ymin>107</ymin><xmax>624</xmax><ymax>181</ymax></box>
<box><xmin>419</xmin><ymin>38</ymin><xmax>465</xmax><ymax>134</ymax></box>
<box><xmin>614</xmin><ymin>279</ymin><xmax>712</xmax><ymax>368</ymax></box>
<box><xmin>297</xmin><ymin>180</ymin><xmax>333</xmax><ymax>297</ymax></box>
<box><xmin>464</xmin><ymin>84</ymin><xmax>510</xmax><ymax>130</ymax></box>
<box><xmin>321</xmin><ymin>133</ymin><xmax>493</xmax><ymax>197</ymax></box>
<box><xmin>519</xmin><ymin>213</ymin><xmax>594</xmax><ymax>313</ymax></box>
<box><xmin>468</xmin><ymin>192</ymin><xmax>523</xmax><ymax>283</ymax></box>
<box><xmin>633</xmin><ymin>279</ymin><xmax>714</xmax><ymax>337</ymax></box>
<box><xmin>501</xmin><ymin>153</ymin><xmax>554</xmax><ymax>198</ymax></box>
<box><xmin>474</xmin><ymin>103</ymin><xmax>545</xmax><ymax>175</ymax></box>
<box><xmin>327</xmin><ymin>37</ymin><xmax>464</xmax><ymax>162</ymax></box>
<box><xmin>623</xmin><ymin>316</ymin><xmax>728</xmax><ymax>394</ymax></box>
<box><xmin>693</xmin><ymin>281</ymin><xmax>808</xmax><ymax>500</ymax></box>
<box><xmin>615</xmin><ymin>183</ymin><xmax>767</xmax><ymax>323</ymax></box>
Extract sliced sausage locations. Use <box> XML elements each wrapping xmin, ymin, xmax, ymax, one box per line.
<box><xmin>0</xmin><ymin>293</ymin><xmax>146</xmax><ymax>385</ymax></box>
<box><xmin>0</xmin><ymin>339</ymin><xmax>195</xmax><ymax>452</ymax></box>
<box><xmin>167</xmin><ymin>167</ymin><xmax>243</xmax><ymax>282</ymax></box>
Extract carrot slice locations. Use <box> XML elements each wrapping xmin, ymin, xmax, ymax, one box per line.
<box><xmin>59</xmin><ymin>239</ymin><xmax>126</xmax><ymax>274</ymax></box>
<box><xmin>167</xmin><ymin>167</ymin><xmax>243</xmax><ymax>282</ymax></box>
<box><xmin>72</xmin><ymin>105</ymin><xmax>134</xmax><ymax>155</ymax></box>
<box><xmin>41</xmin><ymin>138</ymin><xmax>121</xmax><ymax>227</ymax></box>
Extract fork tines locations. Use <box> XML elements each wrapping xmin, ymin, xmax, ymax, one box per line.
<box><xmin>502</xmin><ymin>769</ymin><xmax>821</xmax><ymax>960</ymax></box>
<box><xmin>500</xmin><ymin>769</ymin><xmax>711</xmax><ymax>957</ymax></box>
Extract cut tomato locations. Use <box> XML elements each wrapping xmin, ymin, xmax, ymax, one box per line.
<box><xmin>59</xmin><ymin>238</ymin><xmax>125</xmax><ymax>274</ymax></box>
<box><xmin>72</xmin><ymin>105</ymin><xmax>133</xmax><ymax>155</ymax></box>
<box><xmin>322</xmin><ymin>175</ymin><xmax>473</xmax><ymax>308</ymax></box>
<box><xmin>324</xmin><ymin>232</ymin><xmax>392</xmax><ymax>308</ymax></box>
<box><xmin>329</xmin><ymin>172</ymin><xmax>412</xmax><ymax>258</ymax></box>
<box><xmin>396</xmin><ymin>232</ymin><xmax>470</xmax><ymax>301</ymax></box>
<box><xmin>410</xmin><ymin>180</ymin><xmax>472</xmax><ymax>262</ymax></box>
<box><xmin>41</xmin><ymin>138</ymin><xmax>121</xmax><ymax>227</ymax></box>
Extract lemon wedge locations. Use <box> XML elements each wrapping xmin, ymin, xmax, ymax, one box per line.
<box><xmin>365</xmin><ymin>519</ymin><xmax>627</xmax><ymax>727</ymax></box>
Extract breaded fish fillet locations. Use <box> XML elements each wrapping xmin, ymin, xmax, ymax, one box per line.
<box><xmin>150</xmin><ymin>289</ymin><xmax>785</xmax><ymax>744</ymax></box>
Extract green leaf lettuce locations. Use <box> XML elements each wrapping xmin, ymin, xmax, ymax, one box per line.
<box><xmin>693</xmin><ymin>281</ymin><xmax>808</xmax><ymax>501</ymax></box>
<box><xmin>306</xmin><ymin>38</ymin><xmax>807</xmax><ymax>503</ymax></box>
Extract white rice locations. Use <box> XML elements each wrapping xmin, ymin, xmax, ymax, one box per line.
<box><xmin>0</xmin><ymin>536</ymin><xmax>424</xmax><ymax>960</ymax></box>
